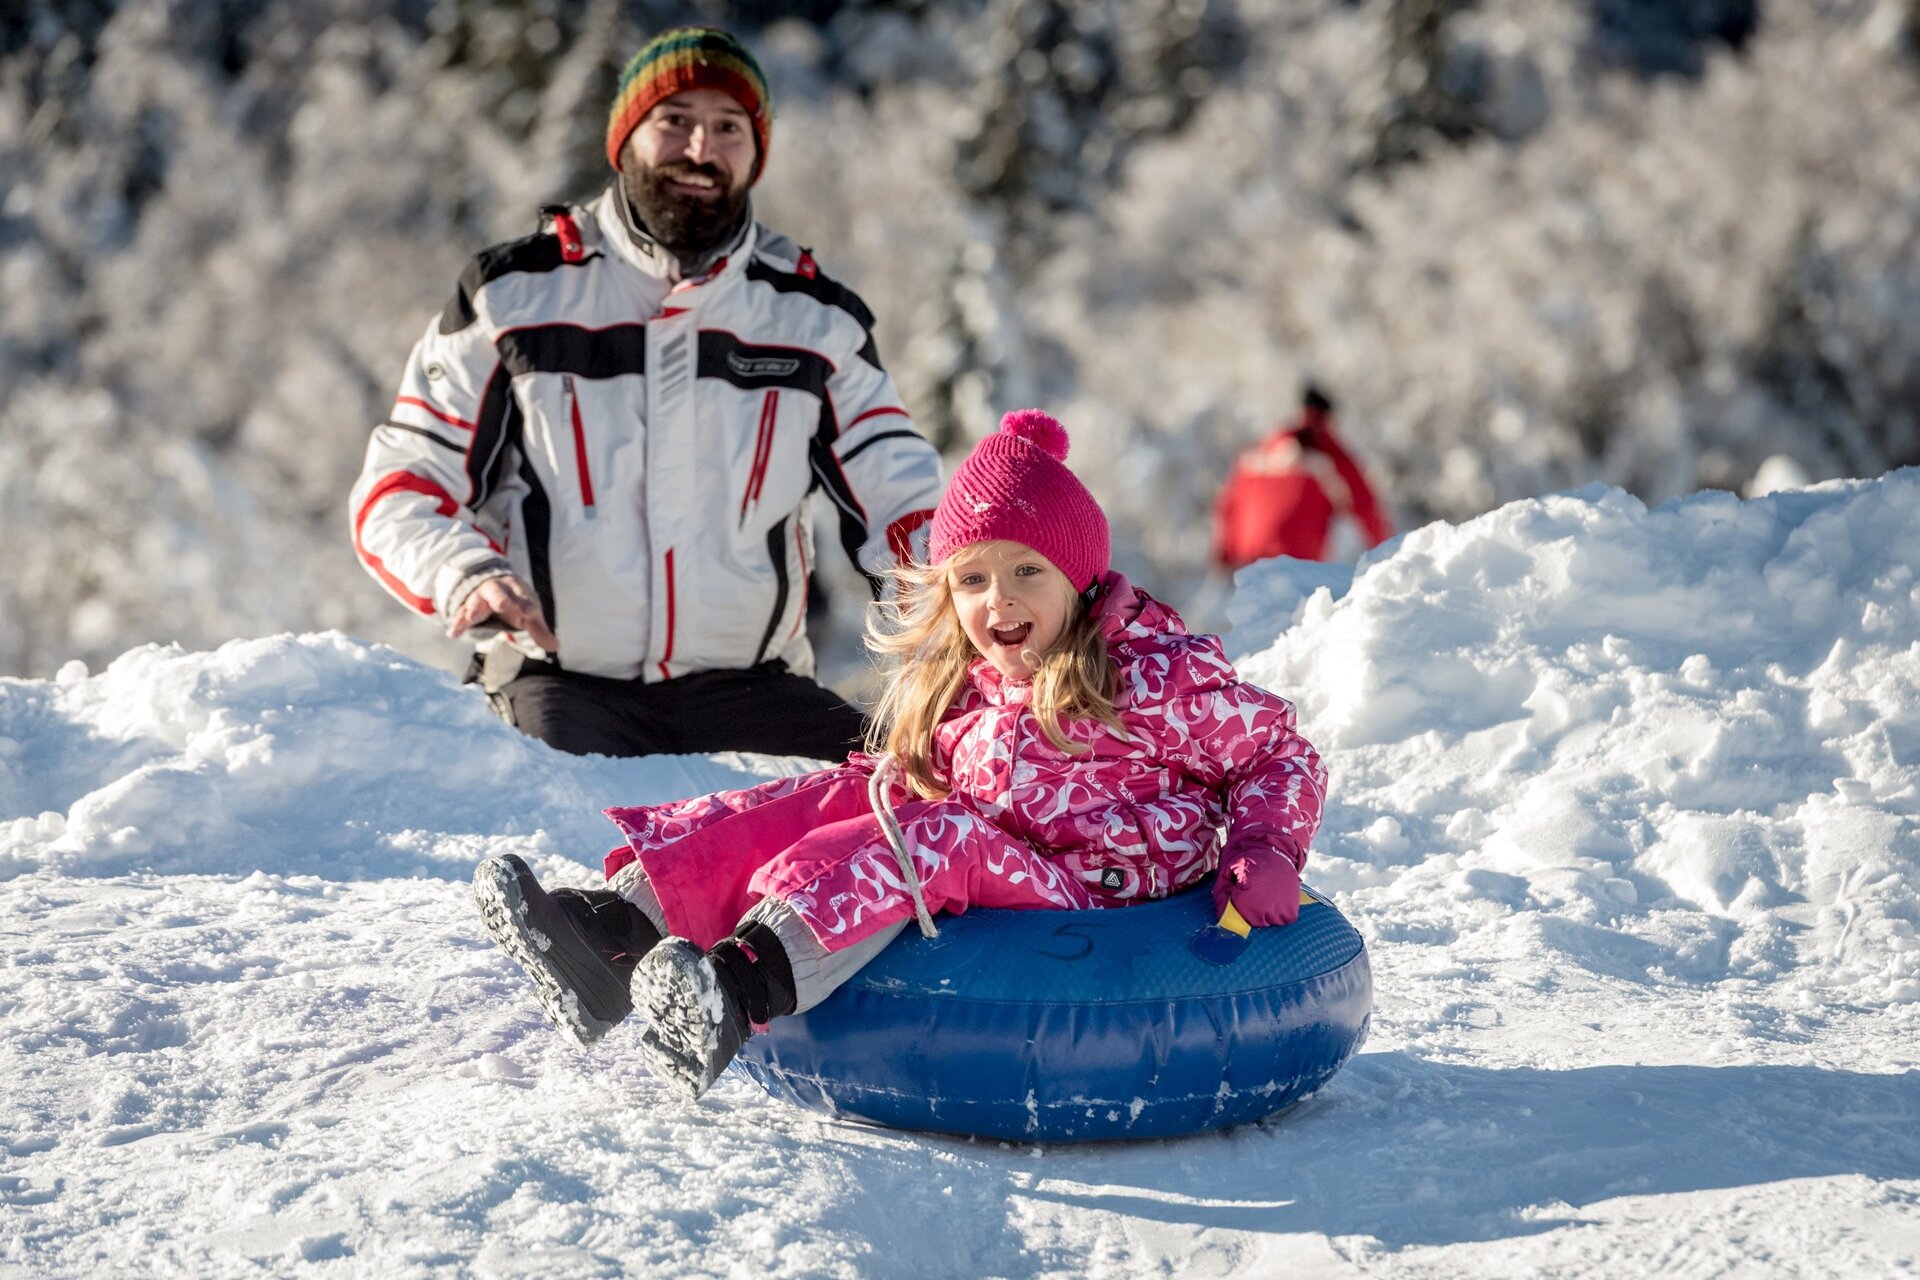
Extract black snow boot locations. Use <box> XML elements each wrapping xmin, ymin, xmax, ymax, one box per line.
<box><xmin>632</xmin><ymin>921</ymin><xmax>796</xmax><ymax>1099</ymax></box>
<box><xmin>472</xmin><ymin>854</ymin><xmax>662</xmax><ymax>1047</ymax></box>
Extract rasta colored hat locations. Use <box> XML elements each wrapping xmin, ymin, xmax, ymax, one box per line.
<box><xmin>606</xmin><ymin>27</ymin><xmax>773</xmax><ymax>180</ymax></box>
<box><xmin>929</xmin><ymin>409</ymin><xmax>1111</xmax><ymax>592</ymax></box>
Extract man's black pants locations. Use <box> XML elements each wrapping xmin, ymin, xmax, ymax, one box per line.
<box><xmin>474</xmin><ymin>657</ymin><xmax>868</xmax><ymax>760</ymax></box>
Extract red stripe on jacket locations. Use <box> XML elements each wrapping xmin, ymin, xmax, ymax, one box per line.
<box><xmin>567</xmin><ymin>378</ymin><xmax>595</xmax><ymax>508</ymax></box>
<box><xmin>394</xmin><ymin>397</ymin><xmax>476</xmax><ymax>432</ymax></box>
<box><xmin>741</xmin><ymin>391</ymin><xmax>778</xmax><ymax>522</ymax></box>
<box><xmin>846</xmin><ymin>405</ymin><xmax>909</xmax><ymax>431</ymax></box>
<box><xmin>658</xmin><ymin>548</ymin><xmax>677</xmax><ymax>680</ymax></box>
<box><xmin>885</xmin><ymin>509</ymin><xmax>935</xmax><ymax>564</ymax></box>
<box><xmin>354</xmin><ymin>472</ymin><xmax>459</xmax><ymax>614</ymax></box>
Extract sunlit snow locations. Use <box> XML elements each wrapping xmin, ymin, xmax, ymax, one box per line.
<box><xmin>4</xmin><ymin>477</ymin><xmax>1915</xmax><ymax>1277</ymax></box>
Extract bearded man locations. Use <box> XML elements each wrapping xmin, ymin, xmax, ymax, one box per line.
<box><xmin>351</xmin><ymin>28</ymin><xmax>941</xmax><ymax>759</ymax></box>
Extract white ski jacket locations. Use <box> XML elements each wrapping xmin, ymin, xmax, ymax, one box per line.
<box><xmin>350</xmin><ymin>188</ymin><xmax>942</xmax><ymax>681</ymax></box>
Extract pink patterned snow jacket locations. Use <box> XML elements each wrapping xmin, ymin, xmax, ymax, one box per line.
<box><xmin>602</xmin><ymin>573</ymin><xmax>1326</xmax><ymax>953</ymax></box>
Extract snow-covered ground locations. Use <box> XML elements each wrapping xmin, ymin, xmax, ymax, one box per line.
<box><xmin>4</xmin><ymin>476</ymin><xmax>1917</xmax><ymax>1278</ymax></box>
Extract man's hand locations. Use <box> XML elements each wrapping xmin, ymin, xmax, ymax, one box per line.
<box><xmin>448</xmin><ymin>573</ymin><xmax>559</xmax><ymax>652</ymax></box>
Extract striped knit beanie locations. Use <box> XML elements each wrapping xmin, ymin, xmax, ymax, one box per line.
<box><xmin>606</xmin><ymin>27</ymin><xmax>773</xmax><ymax>181</ymax></box>
<box><xmin>929</xmin><ymin>410</ymin><xmax>1111</xmax><ymax>592</ymax></box>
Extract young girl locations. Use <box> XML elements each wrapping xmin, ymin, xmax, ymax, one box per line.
<box><xmin>473</xmin><ymin>410</ymin><xmax>1326</xmax><ymax>1098</ymax></box>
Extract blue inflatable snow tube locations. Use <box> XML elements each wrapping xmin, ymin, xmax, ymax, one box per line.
<box><xmin>732</xmin><ymin>882</ymin><xmax>1371</xmax><ymax>1142</ymax></box>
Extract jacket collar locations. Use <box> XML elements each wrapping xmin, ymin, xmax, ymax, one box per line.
<box><xmin>1090</xmin><ymin>571</ymin><xmax>1189</xmax><ymax>653</ymax></box>
<box><xmin>589</xmin><ymin>184</ymin><xmax>755</xmax><ymax>285</ymax></box>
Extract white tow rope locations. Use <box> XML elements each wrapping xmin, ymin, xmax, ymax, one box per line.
<box><xmin>868</xmin><ymin>753</ymin><xmax>939</xmax><ymax>939</ymax></box>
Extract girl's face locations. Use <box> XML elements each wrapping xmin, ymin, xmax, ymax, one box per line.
<box><xmin>946</xmin><ymin>540</ymin><xmax>1076</xmax><ymax>681</ymax></box>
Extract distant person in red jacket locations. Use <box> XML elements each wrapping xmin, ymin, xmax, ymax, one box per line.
<box><xmin>1212</xmin><ymin>387</ymin><xmax>1393</xmax><ymax>571</ymax></box>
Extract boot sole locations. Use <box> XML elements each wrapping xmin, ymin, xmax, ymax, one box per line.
<box><xmin>472</xmin><ymin>857</ymin><xmax>623</xmax><ymax>1048</ymax></box>
<box><xmin>633</xmin><ymin>939</ymin><xmax>741</xmax><ymax>1099</ymax></box>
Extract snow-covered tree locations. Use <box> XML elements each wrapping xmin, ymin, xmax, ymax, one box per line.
<box><xmin>3</xmin><ymin>0</ymin><xmax>1918</xmax><ymax>678</ymax></box>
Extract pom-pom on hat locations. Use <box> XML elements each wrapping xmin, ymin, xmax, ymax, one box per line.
<box><xmin>928</xmin><ymin>409</ymin><xmax>1111</xmax><ymax>591</ymax></box>
<box><xmin>606</xmin><ymin>27</ymin><xmax>773</xmax><ymax>181</ymax></box>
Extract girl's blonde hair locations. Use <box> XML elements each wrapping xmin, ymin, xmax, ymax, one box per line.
<box><xmin>864</xmin><ymin>556</ymin><xmax>1126</xmax><ymax>799</ymax></box>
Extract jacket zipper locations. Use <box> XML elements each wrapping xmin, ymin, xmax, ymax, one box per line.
<box><xmin>565</xmin><ymin>375</ymin><xmax>596</xmax><ymax>511</ymax></box>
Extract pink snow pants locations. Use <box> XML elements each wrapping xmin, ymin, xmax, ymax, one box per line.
<box><xmin>603</xmin><ymin>763</ymin><xmax>1099</xmax><ymax>953</ymax></box>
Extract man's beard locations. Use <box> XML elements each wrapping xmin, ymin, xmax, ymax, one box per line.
<box><xmin>622</xmin><ymin>159</ymin><xmax>750</xmax><ymax>261</ymax></box>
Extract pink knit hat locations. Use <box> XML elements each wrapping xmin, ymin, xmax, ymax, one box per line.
<box><xmin>928</xmin><ymin>409</ymin><xmax>1110</xmax><ymax>591</ymax></box>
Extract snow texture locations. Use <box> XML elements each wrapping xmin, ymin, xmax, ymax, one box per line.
<box><xmin>4</xmin><ymin>476</ymin><xmax>1916</xmax><ymax>1277</ymax></box>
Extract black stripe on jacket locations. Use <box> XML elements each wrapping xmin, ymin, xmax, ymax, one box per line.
<box><xmin>696</xmin><ymin>331</ymin><xmax>833</xmax><ymax>397</ymax></box>
<box><xmin>440</xmin><ymin>232</ymin><xmax>574</xmax><ymax>335</ymax></box>
<box><xmin>517</xmin><ymin>451</ymin><xmax>557</xmax><ymax>648</ymax></box>
<box><xmin>753</xmin><ymin>514</ymin><xmax>792</xmax><ymax>665</ymax></box>
<box><xmin>378</xmin><ymin>421</ymin><xmax>465</xmax><ymax>455</ymax></box>
<box><xmin>839</xmin><ymin>428</ymin><xmax>925</xmax><ymax>467</ymax></box>
<box><xmin>496</xmin><ymin>325</ymin><xmax>649</xmax><ymax>379</ymax></box>
<box><xmin>468</xmin><ymin>366</ymin><xmax>519</xmax><ymax>508</ymax></box>
<box><xmin>744</xmin><ymin>259</ymin><xmax>885</xmax><ymax>370</ymax></box>
<box><xmin>808</xmin><ymin>399</ymin><xmax>882</xmax><ymax>598</ymax></box>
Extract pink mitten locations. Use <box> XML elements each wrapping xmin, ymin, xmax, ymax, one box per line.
<box><xmin>1211</xmin><ymin>845</ymin><xmax>1302</xmax><ymax>927</ymax></box>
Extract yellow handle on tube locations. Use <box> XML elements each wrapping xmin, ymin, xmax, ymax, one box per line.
<box><xmin>1217</xmin><ymin>888</ymin><xmax>1318</xmax><ymax>937</ymax></box>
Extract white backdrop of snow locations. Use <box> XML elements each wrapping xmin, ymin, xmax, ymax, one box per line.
<box><xmin>3</xmin><ymin>476</ymin><xmax>1916</xmax><ymax>1277</ymax></box>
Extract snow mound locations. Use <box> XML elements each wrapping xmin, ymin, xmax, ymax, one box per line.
<box><xmin>0</xmin><ymin>633</ymin><xmax>818</xmax><ymax>882</ymax></box>
<box><xmin>1232</xmin><ymin>473</ymin><xmax>1920</xmax><ymax>1009</ymax></box>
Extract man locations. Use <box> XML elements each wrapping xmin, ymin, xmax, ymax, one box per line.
<box><xmin>1211</xmin><ymin>387</ymin><xmax>1393</xmax><ymax>571</ymax></box>
<box><xmin>350</xmin><ymin>27</ymin><xmax>941</xmax><ymax>758</ymax></box>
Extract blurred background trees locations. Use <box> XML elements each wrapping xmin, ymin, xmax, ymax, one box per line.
<box><xmin>3</xmin><ymin>0</ymin><xmax>1917</xmax><ymax>678</ymax></box>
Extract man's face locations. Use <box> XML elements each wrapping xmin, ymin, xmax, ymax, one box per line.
<box><xmin>619</xmin><ymin>88</ymin><xmax>757</xmax><ymax>257</ymax></box>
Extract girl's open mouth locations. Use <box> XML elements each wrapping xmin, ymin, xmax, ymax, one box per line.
<box><xmin>989</xmin><ymin>622</ymin><xmax>1032</xmax><ymax>648</ymax></box>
